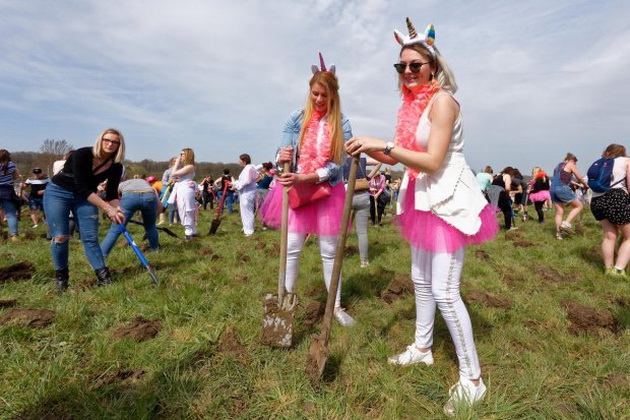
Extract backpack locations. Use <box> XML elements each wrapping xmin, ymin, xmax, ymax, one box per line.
<box><xmin>587</xmin><ymin>157</ymin><xmax>624</xmax><ymax>193</ymax></box>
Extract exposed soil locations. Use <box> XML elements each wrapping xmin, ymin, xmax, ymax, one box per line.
<box><xmin>607</xmin><ymin>296</ymin><xmax>630</xmax><ymax>307</ymax></box>
<box><xmin>0</xmin><ymin>261</ymin><xmax>36</xmax><ymax>283</ymax></box>
<box><xmin>218</xmin><ymin>325</ymin><xmax>247</xmax><ymax>358</ymax></box>
<box><xmin>502</xmin><ymin>272</ymin><xmax>522</xmax><ymax>287</ymax></box>
<box><xmin>270</xmin><ymin>243</ymin><xmax>281</xmax><ymax>257</ymax></box>
<box><xmin>574</xmin><ymin>222</ymin><xmax>585</xmax><ymax>236</ymax></box>
<box><xmin>474</xmin><ymin>249</ymin><xmax>491</xmax><ymax>261</ymax></box>
<box><xmin>530</xmin><ymin>265</ymin><xmax>574</xmax><ymax>284</ymax></box>
<box><xmin>560</xmin><ymin>299</ymin><xmax>617</xmax><ymax>335</ymax></box>
<box><xmin>94</xmin><ymin>369</ymin><xmax>145</xmax><ymax>388</ymax></box>
<box><xmin>233</xmin><ymin>274</ymin><xmax>249</xmax><ymax>283</ymax></box>
<box><xmin>344</xmin><ymin>244</ymin><xmax>358</xmax><ymax>256</ymax></box>
<box><xmin>0</xmin><ymin>308</ymin><xmax>54</xmax><ymax>328</ymax></box>
<box><xmin>601</xmin><ymin>374</ymin><xmax>629</xmax><ymax>389</ymax></box>
<box><xmin>254</xmin><ymin>241</ymin><xmax>266</xmax><ymax>250</ymax></box>
<box><xmin>300</xmin><ymin>301</ymin><xmax>325</xmax><ymax>327</ymax></box>
<box><xmin>381</xmin><ymin>274</ymin><xmax>412</xmax><ymax>304</ymax></box>
<box><xmin>200</xmin><ymin>247</ymin><xmax>215</xmax><ymax>256</ymax></box>
<box><xmin>466</xmin><ymin>290</ymin><xmax>513</xmax><ymax>309</ymax></box>
<box><xmin>504</xmin><ymin>230</ymin><xmax>521</xmax><ymax>241</ymax></box>
<box><xmin>113</xmin><ymin>316</ymin><xmax>162</xmax><ymax>342</ymax></box>
<box><xmin>237</xmin><ymin>252</ymin><xmax>250</xmax><ymax>263</ymax></box>
<box><xmin>0</xmin><ymin>299</ymin><xmax>17</xmax><ymax>308</ymax></box>
<box><xmin>511</xmin><ymin>239</ymin><xmax>535</xmax><ymax>248</ymax></box>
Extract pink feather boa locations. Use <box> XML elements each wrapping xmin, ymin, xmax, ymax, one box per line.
<box><xmin>298</xmin><ymin>110</ymin><xmax>331</xmax><ymax>175</ymax></box>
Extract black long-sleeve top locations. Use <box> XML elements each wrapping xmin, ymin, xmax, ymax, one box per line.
<box><xmin>51</xmin><ymin>147</ymin><xmax>123</xmax><ymax>200</ymax></box>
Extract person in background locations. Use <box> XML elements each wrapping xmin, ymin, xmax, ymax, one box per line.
<box><xmin>25</xmin><ymin>168</ymin><xmax>50</xmax><ymax>228</ymax></box>
<box><xmin>368</xmin><ymin>169</ymin><xmax>386</xmax><ymax>226</ymax></box>
<box><xmin>476</xmin><ymin>166</ymin><xmax>493</xmax><ymax>195</ymax></box>
<box><xmin>232</xmin><ymin>153</ymin><xmax>259</xmax><ymax>236</ymax></box>
<box><xmin>260</xmin><ymin>53</ymin><xmax>356</xmax><ymax>327</ymax></box>
<box><xmin>589</xmin><ymin>144</ymin><xmax>630</xmax><ymax>278</ymax></box>
<box><xmin>0</xmin><ymin>149</ymin><xmax>20</xmax><ymax>242</ymax></box>
<box><xmin>215</xmin><ymin>169</ymin><xmax>235</xmax><ymax>215</ymax></box>
<box><xmin>512</xmin><ymin>168</ymin><xmax>529</xmax><ymax>222</ymax></box>
<box><xmin>346</xmin><ymin>19</ymin><xmax>498</xmax><ymax>413</ymax></box>
<box><xmin>528</xmin><ymin>166</ymin><xmax>550</xmax><ymax>224</ymax></box>
<box><xmin>200</xmin><ymin>174</ymin><xmax>215</xmax><ymax>210</ymax></box>
<box><xmin>145</xmin><ymin>175</ymin><xmax>163</xmax><ymax>195</ymax></box>
<box><xmin>489</xmin><ymin>167</ymin><xmax>515</xmax><ymax>230</ymax></box>
<box><xmin>344</xmin><ymin>156</ymin><xmax>372</xmax><ymax>267</ymax></box>
<box><xmin>53</xmin><ymin>151</ymin><xmax>73</xmax><ymax>176</ymax></box>
<box><xmin>169</xmin><ymin>148</ymin><xmax>197</xmax><ymax>241</ymax></box>
<box><xmin>161</xmin><ymin>157</ymin><xmax>178</xmax><ymax>226</ymax></box>
<box><xmin>256</xmin><ymin>162</ymin><xmax>274</xmax><ymax>212</ymax></box>
<box><xmin>101</xmin><ymin>177</ymin><xmax>161</xmax><ymax>257</ymax></box>
<box><xmin>43</xmin><ymin>128</ymin><xmax>125</xmax><ymax>291</ymax></box>
<box><xmin>551</xmin><ymin>153</ymin><xmax>587</xmax><ymax>240</ymax></box>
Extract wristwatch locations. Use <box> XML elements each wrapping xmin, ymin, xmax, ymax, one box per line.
<box><xmin>383</xmin><ymin>141</ymin><xmax>395</xmax><ymax>156</ymax></box>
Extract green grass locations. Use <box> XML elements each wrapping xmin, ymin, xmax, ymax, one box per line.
<box><xmin>1</xmin><ymin>207</ymin><xmax>628</xmax><ymax>419</ymax></box>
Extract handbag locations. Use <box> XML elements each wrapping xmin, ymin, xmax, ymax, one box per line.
<box><xmin>288</xmin><ymin>182</ymin><xmax>331</xmax><ymax>209</ymax></box>
<box><xmin>354</xmin><ymin>178</ymin><xmax>370</xmax><ymax>192</ymax></box>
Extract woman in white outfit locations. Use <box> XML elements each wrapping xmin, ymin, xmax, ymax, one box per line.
<box><xmin>170</xmin><ymin>148</ymin><xmax>197</xmax><ymax>241</ymax></box>
<box><xmin>233</xmin><ymin>153</ymin><xmax>259</xmax><ymax>236</ymax></box>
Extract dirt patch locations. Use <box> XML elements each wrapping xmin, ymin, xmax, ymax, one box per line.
<box><xmin>300</xmin><ymin>301</ymin><xmax>325</xmax><ymax>327</ymax></box>
<box><xmin>218</xmin><ymin>325</ymin><xmax>248</xmax><ymax>358</ymax></box>
<box><xmin>530</xmin><ymin>265</ymin><xmax>574</xmax><ymax>284</ymax></box>
<box><xmin>607</xmin><ymin>296</ymin><xmax>630</xmax><ymax>307</ymax></box>
<box><xmin>0</xmin><ymin>308</ymin><xmax>54</xmax><ymax>328</ymax></box>
<box><xmin>560</xmin><ymin>299</ymin><xmax>617</xmax><ymax>335</ymax></box>
<box><xmin>0</xmin><ymin>261</ymin><xmax>36</xmax><ymax>283</ymax></box>
<box><xmin>474</xmin><ymin>250</ymin><xmax>491</xmax><ymax>261</ymax></box>
<box><xmin>0</xmin><ymin>299</ymin><xmax>17</xmax><ymax>308</ymax></box>
<box><xmin>466</xmin><ymin>290</ymin><xmax>513</xmax><ymax>309</ymax></box>
<box><xmin>237</xmin><ymin>252</ymin><xmax>250</xmax><ymax>263</ymax></box>
<box><xmin>574</xmin><ymin>222</ymin><xmax>585</xmax><ymax>236</ymax></box>
<box><xmin>381</xmin><ymin>274</ymin><xmax>412</xmax><ymax>304</ymax></box>
<box><xmin>200</xmin><ymin>248</ymin><xmax>220</xmax><ymax>261</ymax></box>
<box><xmin>254</xmin><ymin>241</ymin><xmax>266</xmax><ymax>250</ymax></box>
<box><xmin>113</xmin><ymin>316</ymin><xmax>162</xmax><ymax>342</ymax></box>
<box><xmin>601</xmin><ymin>374</ymin><xmax>629</xmax><ymax>389</ymax></box>
<box><xmin>94</xmin><ymin>369</ymin><xmax>145</xmax><ymax>387</ymax></box>
<box><xmin>504</xmin><ymin>230</ymin><xmax>521</xmax><ymax>240</ymax></box>
<box><xmin>344</xmin><ymin>244</ymin><xmax>358</xmax><ymax>256</ymax></box>
<box><xmin>512</xmin><ymin>239</ymin><xmax>535</xmax><ymax>248</ymax></box>
<box><xmin>233</xmin><ymin>274</ymin><xmax>249</xmax><ymax>283</ymax></box>
<box><xmin>140</xmin><ymin>243</ymin><xmax>151</xmax><ymax>252</ymax></box>
<box><xmin>270</xmin><ymin>243</ymin><xmax>280</xmax><ymax>257</ymax></box>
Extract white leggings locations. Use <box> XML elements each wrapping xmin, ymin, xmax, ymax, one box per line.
<box><xmin>286</xmin><ymin>232</ymin><xmax>341</xmax><ymax>308</ymax></box>
<box><xmin>411</xmin><ymin>246</ymin><xmax>481</xmax><ymax>380</ymax></box>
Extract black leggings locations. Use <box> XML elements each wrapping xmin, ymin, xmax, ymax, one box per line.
<box><xmin>497</xmin><ymin>192</ymin><xmax>512</xmax><ymax>230</ymax></box>
<box><xmin>534</xmin><ymin>201</ymin><xmax>545</xmax><ymax>223</ymax></box>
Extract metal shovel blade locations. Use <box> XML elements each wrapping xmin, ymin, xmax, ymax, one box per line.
<box><xmin>209</xmin><ymin>218</ymin><xmax>221</xmax><ymax>235</ymax></box>
<box><xmin>261</xmin><ymin>293</ymin><xmax>296</xmax><ymax>348</ymax></box>
<box><xmin>306</xmin><ymin>333</ymin><xmax>327</xmax><ymax>383</ymax></box>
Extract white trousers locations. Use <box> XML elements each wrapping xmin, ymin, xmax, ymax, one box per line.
<box><xmin>411</xmin><ymin>246</ymin><xmax>481</xmax><ymax>380</ymax></box>
<box><xmin>239</xmin><ymin>186</ymin><xmax>257</xmax><ymax>235</ymax></box>
<box><xmin>174</xmin><ymin>182</ymin><xmax>197</xmax><ymax>236</ymax></box>
<box><xmin>286</xmin><ymin>232</ymin><xmax>341</xmax><ymax>308</ymax></box>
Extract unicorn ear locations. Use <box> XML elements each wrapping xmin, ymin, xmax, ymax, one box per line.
<box><xmin>328</xmin><ymin>64</ymin><xmax>336</xmax><ymax>75</ymax></box>
<box><xmin>311</xmin><ymin>65</ymin><xmax>320</xmax><ymax>75</ymax></box>
<box><xmin>393</xmin><ymin>29</ymin><xmax>406</xmax><ymax>46</ymax></box>
<box><xmin>424</xmin><ymin>24</ymin><xmax>436</xmax><ymax>47</ymax></box>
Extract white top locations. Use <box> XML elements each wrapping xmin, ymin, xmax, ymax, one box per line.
<box><xmin>396</xmin><ymin>91</ymin><xmax>488</xmax><ymax>235</ymax></box>
<box><xmin>591</xmin><ymin>156</ymin><xmax>629</xmax><ymax>198</ymax></box>
<box><xmin>233</xmin><ymin>164</ymin><xmax>259</xmax><ymax>191</ymax></box>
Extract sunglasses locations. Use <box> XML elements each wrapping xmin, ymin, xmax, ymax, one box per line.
<box><xmin>102</xmin><ymin>138</ymin><xmax>121</xmax><ymax>145</ymax></box>
<box><xmin>393</xmin><ymin>62</ymin><xmax>430</xmax><ymax>74</ymax></box>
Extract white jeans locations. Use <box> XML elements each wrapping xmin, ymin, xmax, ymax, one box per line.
<box><xmin>286</xmin><ymin>232</ymin><xmax>341</xmax><ymax>308</ymax></box>
<box><xmin>239</xmin><ymin>186</ymin><xmax>257</xmax><ymax>235</ymax></box>
<box><xmin>411</xmin><ymin>246</ymin><xmax>481</xmax><ymax>380</ymax></box>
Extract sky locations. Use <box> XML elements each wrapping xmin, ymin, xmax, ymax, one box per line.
<box><xmin>1</xmin><ymin>0</ymin><xmax>629</xmax><ymax>174</ymax></box>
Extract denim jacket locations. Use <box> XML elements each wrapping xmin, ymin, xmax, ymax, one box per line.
<box><xmin>279</xmin><ymin>109</ymin><xmax>353</xmax><ymax>187</ymax></box>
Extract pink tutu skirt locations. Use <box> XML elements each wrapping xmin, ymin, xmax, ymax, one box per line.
<box><xmin>394</xmin><ymin>178</ymin><xmax>499</xmax><ymax>253</ymax></box>
<box><xmin>529</xmin><ymin>190</ymin><xmax>550</xmax><ymax>203</ymax></box>
<box><xmin>260</xmin><ymin>182</ymin><xmax>345</xmax><ymax>236</ymax></box>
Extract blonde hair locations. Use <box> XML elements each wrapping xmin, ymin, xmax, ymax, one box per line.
<box><xmin>399</xmin><ymin>44</ymin><xmax>458</xmax><ymax>94</ymax></box>
<box><xmin>298</xmin><ymin>71</ymin><xmax>344</xmax><ymax>165</ymax></box>
<box><xmin>93</xmin><ymin>128</ymin><xmax>125</xmax><ymax>163</ymax></box>
<box><xmin>531</xmin><ymin>166</ymin><xmax>542</xmax><ymax>177</ymax></box>
<box><xmin>181</xmin><ymin>148</ymin><xmax>195</xmax><ymax>166</ymax></box>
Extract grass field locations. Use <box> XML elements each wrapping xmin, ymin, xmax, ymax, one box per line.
<box><xmin>0</xmin><ymin>205</ymin><xmax>628</xmax><ymax>419</ymax></box>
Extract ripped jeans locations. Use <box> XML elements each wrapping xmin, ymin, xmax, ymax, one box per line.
<box><xmin>43</xmin><ymin>182</ymin><xmax>106</xmax><ymax>271</ymax></box>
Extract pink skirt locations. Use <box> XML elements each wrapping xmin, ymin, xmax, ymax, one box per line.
<box><xmin>395</xmin><ymin>178</ymin><xmax>499</xmax><ymax>252</ymax></box>
<box><xmin>529</xmin><ymin>190</ymin><xmax>550</xmax><ymax>203</ymax></box>
<box><xmin>260</xmin><ymin>182</ymin><xmax>345</xmax><ymax>236</ymax></box>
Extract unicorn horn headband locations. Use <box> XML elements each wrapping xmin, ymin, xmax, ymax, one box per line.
<box><xmin>311</xmin><ymin>52</ymin><xmax>336</xmax><ymax>75</ymax></box>
<box><xmin>393</xmin><ymin>18</ymin><xmax>436</xmax><ymax>58</ymax></box>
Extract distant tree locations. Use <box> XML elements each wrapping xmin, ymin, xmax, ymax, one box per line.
<box><xmin>40</xmin><ymin>139</ymin><xmax>73</xmax><ymax>156</ymax></box>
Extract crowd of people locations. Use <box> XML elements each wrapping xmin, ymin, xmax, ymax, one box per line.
<box><xmin>1</xmin><ymin>16</ymin><xmax>629</xmax><ymax>416</ymax></box>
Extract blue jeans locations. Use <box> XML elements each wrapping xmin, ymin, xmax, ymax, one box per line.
<box><xmin>0</xmin><ymin>198</ymin><xmax>19</xmax><ymax>236</ymax></box>
<box><xmin>219</xmin><ymin>190</ymin><xmax>234</xmax><ymax>214</ymax></box>
<box><xmin>44</xmin><ymin>182</ymin><xmax>105</xmax><ymax>271</ymax></box>
<box><xmin>101</xmin><ymin>192</ymin><xmax>159</xmax><ymax>257</ymax></box>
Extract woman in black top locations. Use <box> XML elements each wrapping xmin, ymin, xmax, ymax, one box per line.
<box><xmin>44</xmin><ymin>128</ymin><xmax>126</xmax><ymax>291</ymax></box>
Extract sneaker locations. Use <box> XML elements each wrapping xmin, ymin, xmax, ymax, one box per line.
<box><xmin>560</xmin><ymin>221</ymin><xmax>572</xmax><ymax>232</ymax></box>
<box><xmin>360</xmin><ymin>260</ymin><xmax>370</xmax><ymax>268</ymax></box>
<box><xmin>556</xmin><ymin>232</ymin><xmax>565</xmax><ymax>240</ymax></box>
<box><xmin>606</xmin><ymin>267</ymin><xmax>628</xmax><ymax>279</ymax></box>
<box><xmin>444</xmin><ymin>377</ymin><xmax>487</xmax><ymax>416</ymax></box>
<box><xmin>184</xmin><ymin>235</ymin><xmax>192</xmax><ymax>242</ymax></box>
<box><xmin>10</xmin><ymin>235</ymin><xmax>19</xmax><ymax>243</ymax></box>
<box><xmin>333</xmin><ymin>308</ymin><xmax>356</xmax><ymax>327</ymax></box>
<box><xmin>32</xmin><ymin>224</ymin><xmax>39</xmax><ymax>228</ymax></box>
<box><xmin>388</xmin><ymin>345</ymin><xmax>434</xmax><ymax>366</ymax></box>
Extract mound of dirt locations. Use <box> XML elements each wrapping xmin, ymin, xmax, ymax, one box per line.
<box><xmin>237</xmin><ymin>252</ymin><xmax>251</xmax><ymax>263</ymax></box>
<box><xmin>530</xmin><ymin>265</ymin><xmax>574</xmax><ymax>284</ymax></box>
<box><xmin>219</xmin><ymin>325</ymin><xmax>247</xmax><ymax>357</ymax></box>
<box><xmin>466</xmin><ymin>290</ymin><xmax>513</xmax><ymax>309</ymax></box>
<box><xmin>344</xmin><ymin>244</ymin><xmax>358</xmax><ymax>256</ymax></box>
<box><xmin>113</xmin><ymin>316</ymin><xmax>162</xmax><ymax>342</ymax></box>
<box><xmin>560</xmin><ymin>299</ymin><xmax>617</xmax><ymax>335</ymax></box>
<box><xmin>0</xmin><ymin>308</ymin><xmax>54</xmax><ymax>328</ymax></box>
<box><xmin>381</xmin><ymin>275</ymin><xmax>412</xmax><ymax>304</ymax></box>
<box><xmin>0</xmin><ymin>262</ymin><xmax>36</xmax><ymax>283</ymax></box>
<box><xmin>474</xmin><ymin>250</ymin><xmax>491</xmax><ymax>261</ymax></box>
<box><xmin>300</xmin><ymin>301</ymin><xmax>325</xmax><ymax>327</ymax></box>
<box><xmin>511</xmin><ymin>239</ymin><xmax>535</xmax><ymax>248</ymax></box>
<box><xmin>602</xmin><ymin>374</ymin><xmax>629</xmax><ymax>389</ymax></box>
<box><xmin>0</xmin><ymin>299</ymin><xmax>17</xmax><ymax>308</ymax></box>
<box><xmin>94</xmin><ymin>370</ymin><xmax>145</xmax><ymax>388</ymax></box>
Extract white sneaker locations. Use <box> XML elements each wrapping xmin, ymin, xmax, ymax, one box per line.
<box><xmin>387</xmin><ymin>345</ymin><xmax>434</xmax><ymax>366</ymax></box>
<box><xmin>560</xmin><ymin>220</ymin><xmax>572</xmax><ymax>231</ymax></box>
<box><xmin>333</xmin><ymin>308</ymin><xmax>356</xmax><ymax>327</ymax></box>
<box><xmin>444</xmin><ymin>377</ymin><xmax>487</xmax><ymax>416</ymax></box>
<box><xmin>360</xmin><ymin>260</ymin><xmax>370</xmax><ymax>268</ymax></box>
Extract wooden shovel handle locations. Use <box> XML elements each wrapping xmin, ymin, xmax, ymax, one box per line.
<box><xmin>278</xmin><ymin>162</ymin><xmax>291</xmax><ymax>302</ymax></box>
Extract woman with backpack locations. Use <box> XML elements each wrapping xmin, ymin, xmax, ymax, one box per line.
<box><xmin>550</xmin><ymin>153</ymin><xmax>588</xmax><ymax>240</ymax></box>
<box><xmin>589</xmin><ymin>144</ymin><xmax>630</xmax><ymax>278</ymax></box>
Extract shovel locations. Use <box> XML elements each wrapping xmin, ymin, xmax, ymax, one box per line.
<box><xmin>209</xmin><ymin>183</ymin><xmax>230</xmax><ymax>235</ymax></box>
<box><xmin>118</xmin><ymin>224</ymin><xmax>160</xmax><ymax>287</ymax></box>
<box><xmin>305</xmin><ymin>155</ymin><xmax>359</xmax><ymax>383</ymax></box>
<box><xmin>262</xmin><ymin>162</ymin><xmax>297</xmax><ymax>347</ymax></box>
<box><xmin>160</xmin><ymin>183</ymin><xmax>173</xmax><ymax>210</ymax></box>
<box><xmin>128</xmin><ymin>219</ymin><xmax>179</xmax><ymax>238</ymax></box>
